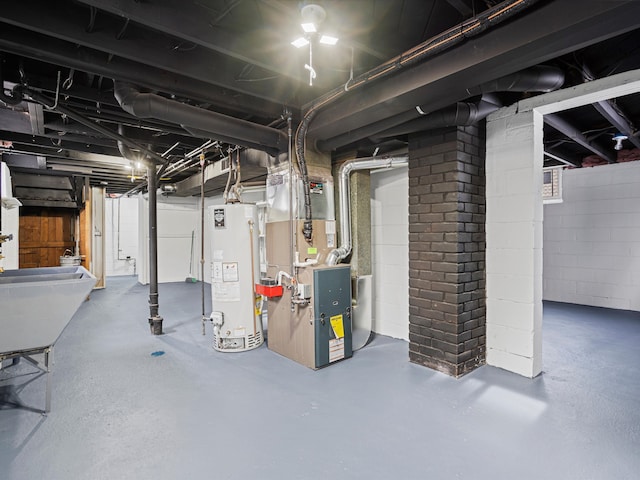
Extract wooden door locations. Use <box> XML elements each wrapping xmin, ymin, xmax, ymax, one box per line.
<box><xmin>19</xmin><ymin>207</ymin><xmax>76</xmax><ymax>268</ymax></box>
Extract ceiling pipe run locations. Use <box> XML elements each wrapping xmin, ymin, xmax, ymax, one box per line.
<box><xmin>326</xmin><ymin>155</ymin><xmax>408</xmax><ymax>266</ymax></box>
<box><xmin>317</xmin><ymin>65</ymin><xmax>564</xmax><ymax>151</ymax></box>
<box><xmin>113</xmin><ymin>82</ymin><xmax>288</xmax><ymax>157</ymax></box>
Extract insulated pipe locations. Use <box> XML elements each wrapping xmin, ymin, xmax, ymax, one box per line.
<box><xmin>113</xmin><ymin>82</ymin><xmax>287</xmax><ymax>156</ymax></box>
<box><xmin>326</xmin><ymin>155</ymin><xmax>408</xmax><ymax>266</ymax></box>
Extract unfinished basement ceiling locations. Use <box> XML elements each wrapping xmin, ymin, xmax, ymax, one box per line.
<box><xmin>1</xmin><ymin>0</ymin><xmax>640</xmax><ymax>197</ymax></box>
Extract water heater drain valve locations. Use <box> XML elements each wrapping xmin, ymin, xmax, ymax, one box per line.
<box><xmin>210</xmin><ymin>311</ymin><xmax>224</xmax><ymax>335</ymax></box>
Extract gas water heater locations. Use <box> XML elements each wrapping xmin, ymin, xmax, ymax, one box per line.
<box><xmin>209</xmin><ymin>203</ymin><xmax>264</xmax><ymax>352</ymax></box>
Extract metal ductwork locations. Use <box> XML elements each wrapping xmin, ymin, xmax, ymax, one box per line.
<box><xmin>0</xmin><ymin>55</ymin><xmax>22</xmax><ymax>106</ymax></box>
<box><xmin>317</xmin><ymin>65</ymin><xmax>564</xmax><ymax>151</ymax></box>
<box><xmin>113</xmin><ymin>82</ymin><xmax>288</xmax><ymax>157</ymax></box>
<box><xmin>465</xmin><ymin>64</ymin><xmax>565</xmax><ymax>96</ymax></box>
<box><xmin>116</xmin><ymin>124</ymin><xmax>141</xmax><ymax>164</ymax></box>
<box><xmin>326</xmin><ymin>155</ymin><xmax>408</xmax><ymax>266</ymax></box>
<box><xmin>370</xmin><ymin>94</ymin><xmax>503</xmax><ymax>141</ymax></box>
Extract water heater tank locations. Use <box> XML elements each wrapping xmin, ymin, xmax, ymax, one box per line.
<box><xmin>209</xmin><ymin>203</ymin><xmax>263</xmax><ymax>352</ymax></box>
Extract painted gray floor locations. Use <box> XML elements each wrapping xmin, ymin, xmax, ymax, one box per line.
<box><xmin>1</xmin><ymin>277</ymin><xmax>639</xmax><ymax>479</ymax></box>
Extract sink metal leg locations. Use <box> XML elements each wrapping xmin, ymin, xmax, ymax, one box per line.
<box><xmin>44</xmin><ymin>347</ymin><xmax>52</xmax><ymax>414</ymax></box>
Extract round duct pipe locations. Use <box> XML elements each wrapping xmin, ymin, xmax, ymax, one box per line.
<box><xmin>316</xmin><ymin>65</ymin><xmax>564</xmax><ymax>152</ymax></box>
<box><xmin>114</xmin><ymin>82</ymin><xmax>288</xmax><ymax>156</ymax></box>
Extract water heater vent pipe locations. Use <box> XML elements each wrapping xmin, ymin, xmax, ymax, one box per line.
<box><xmin>327</xmin><ymin>155</ymin><xmax>408</xmax><ymax>265</ymax></box>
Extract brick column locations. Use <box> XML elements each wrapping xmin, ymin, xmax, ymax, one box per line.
<box><xmin>408</xmin><ymin>125</ymin><xmax>486</xmax><ymax>377</ymax></box>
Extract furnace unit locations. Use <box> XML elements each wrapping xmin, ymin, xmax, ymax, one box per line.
<box><xmin>260</xmin><ymin>167</ymin><xmax>353</xmax><ymax>369</ymax></box>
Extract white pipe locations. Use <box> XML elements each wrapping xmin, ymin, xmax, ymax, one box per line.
<box><xmin>326</xmin><ymin>155</ymin><xmax>408</xmax><ymax>265</ymax></box>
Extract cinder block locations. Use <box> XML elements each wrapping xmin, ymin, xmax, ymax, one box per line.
<box><xmin>487</xmin><ymin>272</ymin><xmax>535</xmax><ymax>304</ymax></box>
<box><xmin>486</xmin><ymin>348</ymin><xmax>537</xmax><ymax>378</ymax></box>
<box><xmin>486</xmin><ymin>297</ymin><xmax>535</xmax><ymax>330</ymax></box>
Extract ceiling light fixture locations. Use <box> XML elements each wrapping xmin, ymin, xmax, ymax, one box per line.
<box><xmin>290</xmin><ymin>4</ymin><xmax>339</xmax><ymax>86</ymax></box>
<box><xmin>613</xmin><ymin>133</ymin><xmax>628</xmax><ymax>150</ymax></box>
<box><xmin>319</xmin><ymin>35</ymin><xmax>338</xmax><ymax>45</ymax></box>
<box><xmin>301</xmin><ymin>23</ymin><xmax>317</xmax><ymax>33</ymax></box>
<box><xmin>291</xmin><ymin>37</ymin><xmax>310</xmax><ymax>48</ymax></box>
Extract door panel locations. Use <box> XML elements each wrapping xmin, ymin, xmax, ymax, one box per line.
<box><xmin>19</xmin><ymin>207</ymin><xmax>75</xmax><ymax>268</ymax></box>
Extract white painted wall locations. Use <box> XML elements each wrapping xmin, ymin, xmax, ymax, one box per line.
<box><xmin>371</xmin><ymin>166</ymin><xmax>409</xmax><ymax>340</ymax></box>
<box><xmin>105</xmin><ymin>197</ymin><xmax>139</xmax><ymax>276</ymax></box>
<box><xmin>485</xmin><ymin>106</ymin><xmax>544</xmax><ymax>378</ymax></box>
<box><xmin>137</xmin><ymin>194</ymin><xmax>199</xmax><ymax>284</ymax></box>
<box><xmin>543</xmin><ymin>162</ymin><xmax>640</xmax><ymax>311</ymax></box>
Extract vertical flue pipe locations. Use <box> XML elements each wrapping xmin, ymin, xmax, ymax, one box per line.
<box><xmin>326</xmin><ymin>155</ymin><xmax>408</xmax><ymax>265</ymax></box>
<box><xmin>148</xmin><ymin>165</ymin><xmax>163</xmax><ymax>334</ymax></box>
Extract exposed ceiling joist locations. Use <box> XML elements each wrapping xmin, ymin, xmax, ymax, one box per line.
<box><xmin>591</xmin><ymin>100</ymin><xmax>640</xmax><ymax>150</ymax></box>
<box><xmin>308</xmin><ymin>0</ymin><xmax>640</xmax><ymax>141</ymax></box>
<box><xmin>74</xmin><ymin>0</ymin><xmax>303</xmax><ymax>82</ymax></box>
<box><xmin>544</xmin><ymin>113</ymin><xmax>616</xmax><ymax>163</ymax></box>
<box><xmin>0</xmin><ymin>1</ymin><xmax>300</xmax><ymax>106</ymax></box>
<box><xmin>444</xmin><ymin>0</ymin><xmax>473</xmax><ymax>17</ymax></box>
<box><xmin>0</xmin><ymin>24</ymin><xmax>285</xmax><ymax>120</ymax></box>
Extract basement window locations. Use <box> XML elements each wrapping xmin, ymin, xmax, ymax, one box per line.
<box><xmin>543</xmin><ymin>167</ymin><xmax>563</xmax><ymax>204</ymax></box>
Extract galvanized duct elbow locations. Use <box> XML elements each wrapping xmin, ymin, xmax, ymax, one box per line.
<box><xmin>326</xmin><ymin>155</ymin><xmax>408</xmax><ymax>266</ymax></box>
<box><xmin>113</xmin><ymin>82</ymin><xmax>288</xmax><ymax>157</ymax></box>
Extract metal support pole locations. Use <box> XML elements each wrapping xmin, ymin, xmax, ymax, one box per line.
<box><xmin>148</xmin><ymin>165</ymin><xmax>163</xmax><ymax>334</ymax></box>
<box><xmin>44</xmin><ymin>347</ymin><xmax>52</xmax><ymax>414</ymax></box>
<box><xmin>200</xmin><ymin>155</ymin><xmax>206</xmax><ymax>335</ymax></box>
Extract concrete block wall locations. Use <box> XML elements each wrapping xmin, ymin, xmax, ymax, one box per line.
<box><xmin>408</xmin><ymin>125</ymin><xmax>486</xmax><ymax>377</ymax></box>
<box><xmin>544</xmin><ymin>162</ymin><xmax>640</xmax><ymax>310</ymax></box>
<box><xmin>371</xmin><ymin>166</ymin><xmax>409</xmax><ymax>340</ymax></box>
<box><xmin>485</xmin><ymin>107</ymin><xmax>543</xmax><ymax>378</ymax></box>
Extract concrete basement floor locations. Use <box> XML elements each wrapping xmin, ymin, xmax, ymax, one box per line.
<box><xmin>1</xmin><ymin>277</ymin><xmax>639</xmax><ymax>479</ymax></box>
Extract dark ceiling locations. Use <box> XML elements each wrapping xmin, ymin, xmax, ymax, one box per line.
<box><xmin>1</xmin><ymin>0</ymin><xmax>640</xmax><ymax>203</ymax></box>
